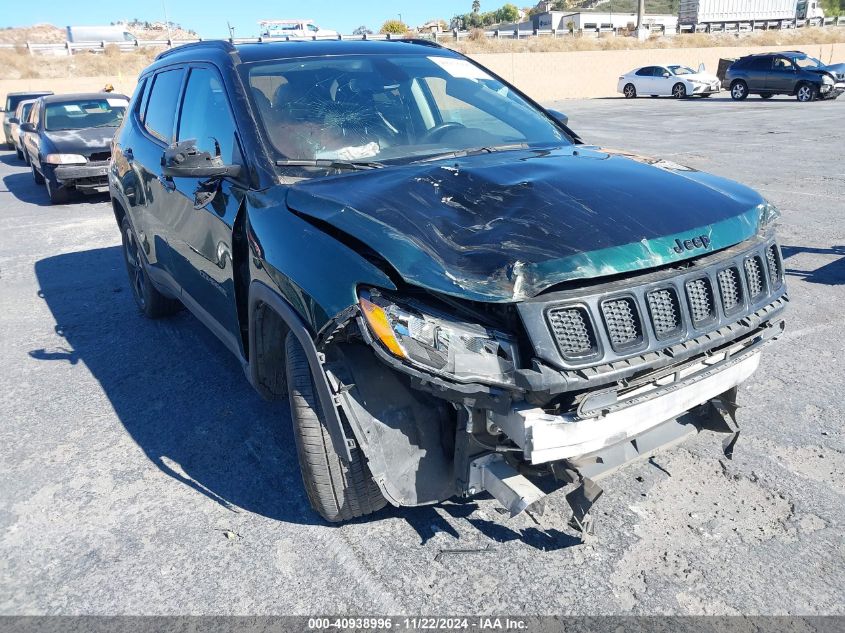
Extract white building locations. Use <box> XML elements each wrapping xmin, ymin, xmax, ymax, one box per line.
<box><xmin>537</xmin><ymin>11</ymin><xmax>678</xmax><ymax>34</ymax></box>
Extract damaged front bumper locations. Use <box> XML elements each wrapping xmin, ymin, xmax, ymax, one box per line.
<box><xmin>53</xmin><ymin>161</ymin><xmax>110</xmax><ymax>192</ymax></box>
<box><xmin>320</xmin><ymin>237</ymin><xmax>787</xmax><ymax>533</ymax></box>
<box><xmin>491</xmin><ymin>345</ymin><xmax>760</xmax><ymax>466</ymax></box>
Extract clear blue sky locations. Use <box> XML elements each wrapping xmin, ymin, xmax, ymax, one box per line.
<box><xmin>7</xmin><ymin>0</ymin><xmax>484</xmax><ymax>38</ymax></box>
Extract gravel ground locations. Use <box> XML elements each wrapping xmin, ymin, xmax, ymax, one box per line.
<box><xmin>0</xmin><ymin>94</ymin><xmax>843</xmax><ymax>616</ymax></box>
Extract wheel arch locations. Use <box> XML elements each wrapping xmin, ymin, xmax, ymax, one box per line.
<box><xmin>247</xmin><ymin>280</ymin><xmax>353</xmax><ymax>462</ymax></box>
<box><xmin>111</xmin><ymin>196</ymin><xmax>127</xmax><ymax>231</ymax></box>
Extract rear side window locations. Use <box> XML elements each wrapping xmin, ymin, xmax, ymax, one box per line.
<box><xmin>132</xmin><ymin>77</ymin><xmax>149</xmax><ymax>123</ymax></box>
<box><xmin>635</xmin><ymin>67</ymin><xmax>654</xmax><ymax>77</ymax></box>
<box><xmin>144</xmin><ymin>69</ymin><xmax>184</xmax><ymax>143</ymax></box>
<box><xmin>177</xmin><ymin>67</ymin><xmax>241</xmax><ymax>166</ymax></box>
<box><xmin>749</xmin><ymin>57</ymin><xmax>773</xmax><ymax>71</ymax></box>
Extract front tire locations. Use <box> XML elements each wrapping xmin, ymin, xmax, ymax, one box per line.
<box><xmin>31</xmin><ymin>161</ymin><xmax>44</xmax><ymax>185</ymax></box>
<box><xmin>796</xmin><ymin>83</ymin><xmax>816</xmax><ymax>102</ymax></box>
<box><xmin>731</xmin><ymin>80</ymin><xmax>749</xmax><ymax>100</ymax></box>
<box><xmin>120</xmin><ymin>217</ymin><xmax>181</xmax><ymax>318</ymax></box>
<box><xmin>285</xmin><ymin>333</ymin><xmax>386</xmax><ymax>523</ymax></box>
<box><xmin>623</xmin><ymin>83</ymin><xmax>637</xmax><ymax>98</ymax></box>
<box><xmin>672</xmin><ymin>83</ymin><xmax>688</xmax><ymax>99</ymax></box>
<box><xmin>45</xmin><ymin>178</ymin><xmax>69</xmax><ymax>205</ymax></box>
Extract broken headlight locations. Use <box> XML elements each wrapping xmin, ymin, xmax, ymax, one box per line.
<box><xmin>756</xmin><ymin>201</ymin><xmax>780</xmax><ymax>233</ymax></box>
<box><xmin>358</xmin><ymin>289</ymin><xmax>519</xmax><ymax>387</ymax></box>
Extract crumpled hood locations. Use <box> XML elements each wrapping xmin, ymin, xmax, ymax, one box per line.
<box><xmin>286</xmin><ymin>146</ymin><xmax>765</xmax><ymax>302</ymax></box>
<box><xmin>821</xmin><ymin>62</ymin><xmax>845</xmax><ymax>79</ymax></box>
<box><xmin>43</xmin><ymin>127</ymin><xmax>115</xmax><ymax>155</ymax></box>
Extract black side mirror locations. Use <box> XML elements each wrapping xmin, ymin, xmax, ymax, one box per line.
<box><xmin>8</xmin><ymin>117</ymin><xmax>18</xmax><ymax>125</ymax></box>
<box><xmin>547</xmin><ymin>109</ymin><xmax>583</xmax><ymax>144</ymax></box>
<box><xmin>547</xmin><ymin>109</ymin><xmax>569</xmax><ymax>127</ymax></box>
<box><xmin>160</xmin><ymin>139</ymin><xmax>241</xmax><ymax>179</ymax></box>
<box><xmin>20</xmin><ymin>122</ymin><xmax>35</xmax><ymax>133</ymax></box>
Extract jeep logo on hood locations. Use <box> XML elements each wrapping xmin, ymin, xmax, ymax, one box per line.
<box><xmin>673</xmin><ymin>235</ymin><xmax>711</xmax><ymax>254</ymax></box>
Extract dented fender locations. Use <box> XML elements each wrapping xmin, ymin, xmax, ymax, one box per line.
<box><xmin>245</xmin><ymin>187</ymin><xmax>395</xmax><ymax>333</ymax></box>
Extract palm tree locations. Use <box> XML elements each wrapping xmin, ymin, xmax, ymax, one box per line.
<box><xmin>472</xmin><ymin>0</ymin><xmax>481</xmax><ymax>14</ymax></box>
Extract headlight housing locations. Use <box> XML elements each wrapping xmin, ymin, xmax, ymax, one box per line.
<box><xmin>44</xmin><ymin>153</ymin><xmax>87</xmax><ymax>165</ymax></box>
<box><xmin>358</xmin><ymin>289</ymin><xmax>519</xmax><ymax>387</ymax></box>
<box><xmin>756</xmin><ymin>201</ymin><xmax>780</xmax><ymax>233</ymax></box>
<box><xmin>822</xmin><ymin>75</ymin><xmax>834</xmax><ymax>85</ymax></box>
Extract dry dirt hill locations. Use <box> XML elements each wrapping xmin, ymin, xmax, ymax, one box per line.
<box><xmin>0</xmin><ymin>22</ymin><xmax>198</xmax><ymax>44</ymax></box>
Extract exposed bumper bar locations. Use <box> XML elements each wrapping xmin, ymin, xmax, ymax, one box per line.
<box><xmin>54</xmin><ymin>162</ymin><xmax>110</xmax><ymax>183</ymax></box>
<box><xmin>490</xmin><ymin>351</ymin><xmax>761</xmax><ymax>465</ymax></box>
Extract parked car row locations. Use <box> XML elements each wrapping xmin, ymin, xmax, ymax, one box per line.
<box><xmin>617</xmin><ymin>50</ymin><xmax>845</xmax><ymax>101</ymax></box>
<box><xmin>2</xmin><ymin>91</ymin><xmax>128</xmax><ymax>203</ymax></box>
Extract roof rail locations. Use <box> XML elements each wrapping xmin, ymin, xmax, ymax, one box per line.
<box><xmin>393</xmin><ymin>38</ymin><xmax>444</xmax><ymax>49</ymax></box>
<box><xmin>155</xmin><ymin>39</ymin><xmax>235</xmax><ymax>61</ymax></box>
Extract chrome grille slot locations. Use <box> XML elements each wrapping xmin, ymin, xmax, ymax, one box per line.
<box><xmin>547</xmin><ymin>307</ymin><xmax>597</xmax><ymax>359</ymax></box>
<box><xmin>744</xmin><ymin>256</ymin><xmax>766</xmax><ymax>300</ymax></box>
<box><xmin>646</xmin><ymin>287</ymin><xmax>682</xmax><ymax>339</ymax></box>
<box><xmin>685</xmin><ymin>277</ymin><xmax>715</xmax><ymax>326</ymax></box>
<box><xmin>601</xmin><ymin>297</ymin><xmax>643</xmax><ymax>350</ymax></box>
<box><xmin>718</xmin><ymin>267</ymin><xmax>743</xmax><ymax>314</ymax></box>
<box><xmin>766</xmin><ymin>245</ymin><xmax>782</xmax><ymax>288</ymax></box>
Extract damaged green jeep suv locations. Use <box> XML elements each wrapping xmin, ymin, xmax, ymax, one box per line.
<box><xmin>110</xmin><ymin>39</ymin><xmax>787</xmax><ymax>533</ymax></box>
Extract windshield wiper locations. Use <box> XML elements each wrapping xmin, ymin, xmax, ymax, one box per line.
<box><xmin>275</xmin><ymin>159</ymin><xmax>384</xmax><ymax>171</ymax></box>
<box><xmin>410</xmin><ymin>143</ymin><xmax>530</xmax><ymax>164</ymax></box>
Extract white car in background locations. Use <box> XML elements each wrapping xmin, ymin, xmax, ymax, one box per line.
<box><xmin>618</xmin><ymin>64</ymin><xmax>721</xmax><ymax>99</ymax></box>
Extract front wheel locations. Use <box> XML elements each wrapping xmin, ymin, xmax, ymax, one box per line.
<box><xmin>31</xmin><ymin>161</ymin><xmax>44</xmax><ymax>185</ymax></box>
<box><xmin>623</xmin><ymin>83</ymin><xmax>637</xmax><ymax>98</ymax></box>
<box><xmin>672</xmin><ymin>83</ymin><xmax>687</xmax><ymax>99</ymax></box>
<box><xmin>120</xmin><ymin>217</ymin><xmax>181</xmax><ymax>318</ymax></box>
<box><xmin>731</xmin><ymin>80</ymin><xmax>749</xmax><ymax>100</ymax></box>
<box><xmin>45</xmin><ymin>178</ymin><xmax>68</xmax><ymax>205</ymax></box>
<box><xmin>285</xmin><ymin>333</ymin><xmax>386</xmax><ymax>523</ymax></box>
<box><xmin>796</xmin><ymin>83</ymin><xmax>817</xmax><ymax>102</ymax></box>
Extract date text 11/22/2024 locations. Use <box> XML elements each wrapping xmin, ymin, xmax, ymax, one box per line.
<box><xmin>307</xmin><ymin>617</ymin><xmax>529</xmax><ymax>630</ymax></box>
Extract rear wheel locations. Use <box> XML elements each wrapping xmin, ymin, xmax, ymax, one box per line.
<box><xmin>15</xmin><ymin>147</ymin><xmax>23</xmax><ymax>160</ymax></box>
<box><xmin>796</xmin><ymin>83</ymin><xmax>816</xmax><ymax>102</ymax></box>
<box><xmin>623</xmin><ymin>83</ymin><xmax>637</xmax><ymax>98</ymax></box>
<box><xmin>120</xmin><ymin>217</ymin><xmax>181</xmax><ymax>318</ymax></box>
<box><xmin>672</xmin><ymin>83</ymin><xmax>687</xmax><ymax>99</ymax></box>
<box><xmin>731</xmin><ymin>80</ymin><xmax>749</xmax><ymax>100</ymax></box>
<box><xmin>285</xmin><ymin>333</ymin><xmax>386</xmax><ymax>523</ymax></box>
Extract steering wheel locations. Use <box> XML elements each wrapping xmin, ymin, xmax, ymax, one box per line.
<box><xmin>421</xmin><ymin>121</ymin><xmax>466</xmax><ymax>143</ymax></box>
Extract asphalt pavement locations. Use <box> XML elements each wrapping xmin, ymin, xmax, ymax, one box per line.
<box><xmin>1</xmin><ymin>93</ymin><xmax>843</xmax><ymax>615</ymax></box>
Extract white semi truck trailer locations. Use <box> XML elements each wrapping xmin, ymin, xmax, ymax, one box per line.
<box><xmin>679</xmin><ymin>0</ymin><xmax>824</xmax><ymax>27</ymax></box>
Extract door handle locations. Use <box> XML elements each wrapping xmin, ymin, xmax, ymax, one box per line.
<box><xmin>158</xmin><ymin>174</ymin><xmax>176</xmax><ymax>192</ymax></box>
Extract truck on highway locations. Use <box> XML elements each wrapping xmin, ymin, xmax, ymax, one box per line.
<box><xmin>66</xmin><ymin>25</ymin><xmax>138</xmax><ymax>44</ymax></box>
<box><xmin>258</xmin><ymin>19</ymin><xmax>338</xmax><ymax>39</ymax></box>
<box><xmin>679</xmin><ymin>0</ymin><xmax>824</xmax><ymax>27</ymax></box>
